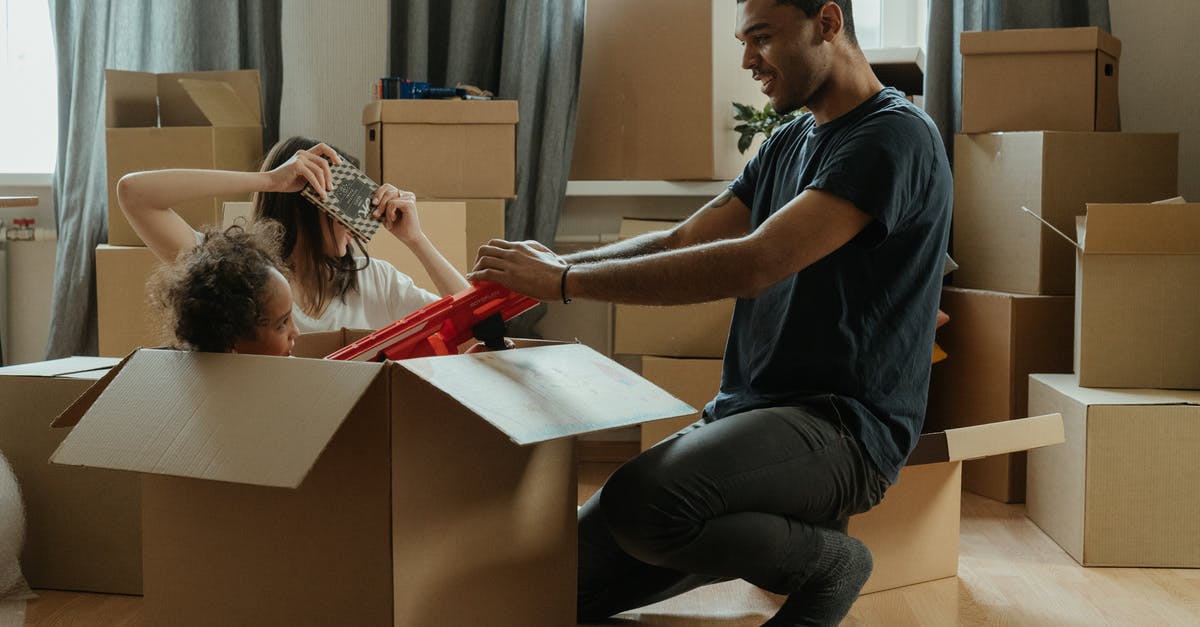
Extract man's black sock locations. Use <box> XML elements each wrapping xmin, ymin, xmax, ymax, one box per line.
<box><xmin>763</xmin><ymin>528</ymin><xmax>873</xmax><ymax>626</ymax></box>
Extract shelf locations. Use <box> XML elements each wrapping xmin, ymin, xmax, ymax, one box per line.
<box><xmin>565</xmin><ymin>180</ymin><xmax>731</xmax><ymax>197</ymax></box>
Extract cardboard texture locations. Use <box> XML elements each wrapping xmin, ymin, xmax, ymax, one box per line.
<box><xmin>363</xmin><ymin>100</ymin><xmax>518</xmax><ymax>198</ymax></box>
<box><xmin>1074</xmin><ymin>203</ymin><xmax>1200</xmax><ymax>389</ymax></box>
<box><xmin>849</xmin><ymin>413</ymin><xmax>1064</xmax><ymax>594</ymax></box>
<box><xmin>613</xmin><ymin>219</ymin><xmax>735</xmax><ymax>358</ymax></box>
<box><xmin>0</xmin><ymin>358</ymin><xmax>140</xmax><ymax>594</ymax></box>
<box><xmin>952</xmin><ymin>131</ymin><xmax>1177</xmax><ymax>294</ymax></box>
<box><xmin>106</xmin><ymin>69</ymin><xmax>263</xmax><ymax>246</ymax></box>
<box><xmin>366</xmin><ymin>199</ymin><xmax>505</xmax><ymax>293</ymax></box>
<box><xmin>925</xmin><ymin>287</ymin><xmax>1073</xmax><ymax>502</ymax></box>
<box><xmin>961</xmin><ymin>27</ymin><xmax>1121</xmax><ymax>133</ymax></box>
<box><xmin>51</xmin><ymin>339</ymin><xmax>694</xmax><ymax>625</ymax></box>
<box><xmin>639</xmin><ymin>357</ymin><xmax>723</xmax><ymax>450</ymax></box>
<box><xmin>570</xmin><ymin>0</ymin><xmax>765</xmax><ymax>180</ymax></box>
<box><xmin>96</xmin><ymin>244</ymin><xmax>163</xmax><ymax>358</ymax></box>
<box><xmin>1027</xmin><ymin>374</ymin><xmax>1200</xmax><ymax>567</ymax></box>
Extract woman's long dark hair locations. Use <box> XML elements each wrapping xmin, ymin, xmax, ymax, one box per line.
<box><xmin>252</xmin><ymin>136</ymin><xmax>369</xmax><ymax>317</ymax></box>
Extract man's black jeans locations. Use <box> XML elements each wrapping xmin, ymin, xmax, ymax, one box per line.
<box><xmin>578</xmin><ymin>403</ymin><xmax>890</xmax><ymax>621</ymax></box>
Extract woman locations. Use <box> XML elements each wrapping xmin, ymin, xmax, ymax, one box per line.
<box><xmin>118</xmin><ymin>137</ymin><xmax>469</xmax><ymax>333</ymax></box>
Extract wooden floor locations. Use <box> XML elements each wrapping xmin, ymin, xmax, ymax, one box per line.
<box><xmin>10</xmin><ymin>462</ymin><xmax>1200</xmax><ymax>626</ymax></box>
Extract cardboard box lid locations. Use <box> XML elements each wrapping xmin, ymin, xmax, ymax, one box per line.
<box><xmin>105</xmin><ymin>69</ymin><xmax>262</xmax><ymax>129</ymax></box>
<box><xmin>51</xmin><ymin>349</ymin><xmax>385</xmax><ymax>489</ymax></box>
<box><xmin>864</xmin><ymin>46</ymin><xmax>925</xmax><ymax>96</ymax></box>
<box><xmin>1079</xmin><ymin>203</ymin><xmax>1200</xmax><ymax>254</ymax></box>
<box><xmin>0</xmin><ymin>356</ymin><xmax>120</xmax><ymax>378</ymax></box>
<box><xmin>1031</xmin><ymin>373</ymin><xmax>1200</xmax><ymax>407</ymax></box>
<box><xmin>961</xmin><ymin>26</ymin><xmax>1121</xmax><ymax>58</ymax></box>
<box><xmin>361</xmin><ymin>99</ymin><xmax>519</xmax><ymax>125</ymax></box>
<box><xmin>396</xmin><ymin>343</ymin><xmax>695</xmax><ymax>445</ymax></box>
<box><xmin>175</xmin><ymin>78</ymin><xmax>260</xmax><ymax>126</ymax></box>
<box><xmin>905</xmin><ymin>413</ymin><xmax>1064</xmax><ymax>466</ymax></box>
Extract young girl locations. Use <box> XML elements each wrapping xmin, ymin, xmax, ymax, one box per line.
<box><xmin>118</xmin><ymin>136</ymin><xmax>469</xmax><ymax>333</ymax></box>
<box><xmin>147</xmin><ymin>222</ymin><xmax>297</xmax><ymax>356</ymax></box>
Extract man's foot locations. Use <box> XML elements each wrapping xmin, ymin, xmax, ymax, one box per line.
<box><xmin>762</xmin><ymin>530</ymin><xmax>872</xmax><ymax>626</ymax></box>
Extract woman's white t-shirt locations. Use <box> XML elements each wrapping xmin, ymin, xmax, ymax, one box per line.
<box><xmin>293</xmin><ymin>258</ymin><xmax>440</xmax><ymax>333</ymax></box>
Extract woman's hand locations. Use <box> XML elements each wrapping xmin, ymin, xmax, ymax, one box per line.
<box><xmin>372</xmin><ymin>184</ymin><xmax>422</xmax><ymax>244</ymax></box>
<box><xmin>264</xmin><ymin>143</ymin><xmax>342</xmax><ymax>196</ymax></box>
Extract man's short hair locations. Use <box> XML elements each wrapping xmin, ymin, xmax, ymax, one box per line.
<box><xmin>738</xmin><ymin>0</ymin><xmax>858</xmax><ymax>48</ymax></box>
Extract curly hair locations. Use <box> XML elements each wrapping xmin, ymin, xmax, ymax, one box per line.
<box><xmin>148</xmin><ymin>221</ymin><xmax>288</xmax><ymax>353</ymax></box>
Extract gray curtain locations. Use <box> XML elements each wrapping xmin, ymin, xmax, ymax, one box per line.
<box><xmin>925</xmin><ymin>0</ymin><xmax>1111</xmax><ymax>161</ymax></box>
<box><xmin>389</xmin><ymin>0</ymin><xmax>586</xmax><ymax>246</ymax></box>
<box><xmin>45</xmin><ymin>0</ymin><xmax>282</xmax><ymax>358</ymax></box>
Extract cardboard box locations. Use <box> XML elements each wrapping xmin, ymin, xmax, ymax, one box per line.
<box><xmin>366</xmin><ymin>199</ymin><xmax>505</xmax><ymax>293</ymax></box>
<box><xmin>106</xmin><ymin>69</ymin><xmax>263</xmax><ymax>246</ymax></box>
<box><xmin>961</xmin><ymin>27</ymin><xmax>1121</xmax><ymax>133</ymax></box>
<box><xmin>363</xmin><ymin>100</ymin><xmax>518</xmax><ymax>199</ymax></box>
<box><xmin>50</xmin><ymin>337</ymin><xmax>693</xmax><ymax>625</ymax></box>
<box><xmin>849</xmin><ymin>413</ymin><xmax>1064</xmax><ymax>593</ymax></box>
<box><xmin>952</xmin><ymin>131</ymin><xmax>1177</xmax><ymax>294</ymax></box>
<box><xmin>1074</xmin><ymin>203</ymin><xmax>1200</xmax><ymax>389</ymax></box>
<box><xmin>96</xmin><ymin>244</ymin><xmax>163</xmax><ymax>358</ymax></box>
<box><xmin>0</xmin><ymin>357</ymin><xmax>140</xmax><ymax>594</ymax></box>
<box><xmin>1027</xmin><ymin>374</ymin><xmax>1200</xmax><ymax>567</ymax></box>
<box><xmin>570</xmin><ymin>0</ymin><xmax>765</xmax><ymax>180</ymax></box>
<box><xmin>925</xmin><ymin>287</ymin><xmax>1073</xmax><ymax>502</ymax></box>
<box><xmin>639</xmin><ymin>356</ymin><xmax>723</xmax><ymax>450</ymax></box>
<box><xmin>613</xmin><ymin>219</ymin><xmax>735</xmax><ymax>358</ymax></box>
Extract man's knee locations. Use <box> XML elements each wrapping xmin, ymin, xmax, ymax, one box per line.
<box><xmin>598</xmin><ymin>454</ymin><xmax>694</xmax><ymax>565</ymax></box>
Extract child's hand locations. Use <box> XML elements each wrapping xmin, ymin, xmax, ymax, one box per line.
<box><xmin>372</xmin><ymin>184</ymin><xmax>422</xmax><ymax>243</ymax></box>
<box><xmin>265</xmin><ymin>143</ymin><xmax>342</xmax><ymax>196</ymax></box>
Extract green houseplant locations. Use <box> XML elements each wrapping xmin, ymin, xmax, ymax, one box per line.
<box><xmin>732</xmin><ymin>101</ymin><xmax>803</xmax><ymax>154</ymax></box>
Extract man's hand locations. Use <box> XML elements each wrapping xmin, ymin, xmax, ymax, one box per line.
<box><xmin>469</xmin><ymin>239</ymin><xmax>567</xmax><ymax>302</ymax></box>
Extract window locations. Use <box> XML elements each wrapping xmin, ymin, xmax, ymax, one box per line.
<box><xmin>0</xmin><ymin>0</ymin><xmax>58</xmax><ymax>175</ymax></box>
<box><xmin>854</xmin><ymin>0</ymin><xmax>928</xmax><ymax>50</ymax></box>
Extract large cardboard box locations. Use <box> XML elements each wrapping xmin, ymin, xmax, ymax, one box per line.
<box><xmin>1027</xmin><ymin>374</ymin><xmax>1200</xmax><ymax>567</ymax></box>
<box><xmin>925</xmin><ymin>287</ymin><xmax>1073</xmax><ymax>502</ymax></box>
<box><xmin>952</xmin><ymin>131</ymin><xmax>1177</xmax><ymax>294</ymax></box>
<box><xmin>106</xmin><ymin>69</ymin><xmax>263</xmax><ymax>246</ymax></box>
<box><xmin>96</xmin><ymin>244</ymin><xmax>163</xmax><ymax>358</ymax></box>
<box><xmin>961</xmin><ymin>27</ymin><xmax>1121</xmax><ymax>133</ymax></box>
<box><xmin>639</xmin><ymin>356</ymin><xmax>723</xmax><ymax>450</ymax></box>
<box><xmin>0</xmin><ymin>357</ymin><xmax>140</xmax><ymax>594</ymax></box>
<box><xmin>570</xmin><ymin>0</ymin><xmax>765</xmax><ymax>180</ymax></box>
<box><xmin>363</xmin><ymin>100</ymin><xmax>518</xmax><ymax>199</ymax></box>
<box><xmin>366</xmin><ymin>199</ymin><xmax>505</xmax><ymax>293</ymax></box>
<box><xmin>1074</xmin><ymin>202</ymin><xmax>1200</xmax><ymax>389</ymax></box>
<box><xmin>50</xmin><ymin>337</ymin><xmax>693</xmax><ymax>626</ymax></box>
<box><xmin>613</xmin><ymin>219</ymin><xmax>735</xmax><ymax>358</ymax></box>
<box><xmin>849</xmin><ymin>413</ymin><xmax>1064</xmax><ymax>593</ymax></box>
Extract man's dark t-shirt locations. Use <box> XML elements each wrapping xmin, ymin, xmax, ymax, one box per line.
<box><xmin>709</xmin><ymin>87</ymin><xmax>952</xmax><ymax>483</ymax></box>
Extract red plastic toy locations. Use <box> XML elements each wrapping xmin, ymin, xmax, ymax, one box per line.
<box><xmin>324</xmin><ymin>282</ymin><xmax>539</xmax><ymax>362</ymax></box>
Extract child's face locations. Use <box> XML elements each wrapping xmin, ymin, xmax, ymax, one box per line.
<box><xmin>233</xmin><ymin>268</ymin><xmax>298</xmax><ymax>357</ymax></box>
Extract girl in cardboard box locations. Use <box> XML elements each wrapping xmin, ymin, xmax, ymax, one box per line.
<box><xmin>118</xmin><ymin>137</ymin><xmax>469</xmax><ymax>337</ymax></box>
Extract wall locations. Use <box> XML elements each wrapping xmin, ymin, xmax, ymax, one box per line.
<box><xmin>1109</xmin><ymin>1</ymin><xmax>1200</xmax><ymax>201</ymax></box>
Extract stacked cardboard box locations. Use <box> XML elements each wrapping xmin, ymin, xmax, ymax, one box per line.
<box><xmin>931</xmin><ymin>27</ymin><xmax>1179</xmax><ymax>503</ymax></box>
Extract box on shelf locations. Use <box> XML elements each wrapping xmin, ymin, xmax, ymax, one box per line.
<box><xmin>0</xmin><ymin>357</ymin><xmax>140</xmax><ymax>594</ymax></box>
<box><xmin>952</xmin><ymin>131</ymin><xmax>1177</xmax><ymax>294</ymax></box>
<box><xmin>925</xmin><ymin>287</ymin><xmax>1073</xmax><ymax>502</ymax></box>
<box><xmin>1074</xmin><ymin>202</ymin><xmax>1200</xmax><ymax>389</ymax></box>
<box><xmin>365</xmin><ymin>199</ymin><xmax>505</xmax><ymax>293</ymax></box>
<box><xmin>50</xmin><ymin>336</ymin><xmax>694</xmax><ymax>626</ymax></box>
<box><xmin>1027</xmin><ymin>374</ymin><xmax>1200</xmax><ymax>567</ymax></box>
<box><xmin>106</xmin><ymin>69</ymin><xmax>263</xmax><ymax>246</ymax></box>
<box><xmin>613</xmin><ymin>219</ymin><xmax>734</xmax><ymax>358</ymax></box>
<box><xmin>639</xmin><ymin>356</ymin><xmax>722</xmax><ymax>450</ymax></box>
<box><xmin>961</xmin><ymin>27</ymin><xmax>1120</xmax><ymax>133</ymax></box>
<box><xmin>570</xmin><ymin>0</ymin><xmax>764</xmax><ymax>180</ymax></box>
<box><xmin>849</xmin><ymin>413</ymin><xmax>1064</xmax><ymax>594</ymax></box>
<box><xmin>96</xmin><ymin>244</ymin><xmax>164</xmax><ymax>358</ymax></box>
<box><xmin>363</xmin><ymin>100</ymin><xmax>518</xmax><ymax>199</ymax></box>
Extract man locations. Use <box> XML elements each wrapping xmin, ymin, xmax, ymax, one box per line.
<box><xmin>468</xmin><ymin>0</ymin><xmax>951</xmax><ymax>624</ymax></box>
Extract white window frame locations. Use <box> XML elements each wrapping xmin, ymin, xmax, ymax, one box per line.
<box><xmin>0</xmin><ymin>0</ymin><xmax>59</xmax><ymax>178</ymax></box>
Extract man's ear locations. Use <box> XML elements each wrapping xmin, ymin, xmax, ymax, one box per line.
<box><xmin>817</xmin><ymin>2</ymin><xmax>844</xmax><ymax>42</ymax></box>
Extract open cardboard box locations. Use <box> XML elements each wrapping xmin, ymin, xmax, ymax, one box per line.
<box><xmin>48</xmin><ymin>333</ymin><xmax>692</xmax><ymax>626</ymax></box>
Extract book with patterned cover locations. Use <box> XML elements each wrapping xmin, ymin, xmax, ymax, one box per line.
<box><xmin>300</xmin><ymin>162</ymin><xmax>383</xmax><ymax>244</ymax></box>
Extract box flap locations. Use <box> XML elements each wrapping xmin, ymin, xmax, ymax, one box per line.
<box><xmin>51</xmin><ymin>353</ymin><xmax>137</xmax><ymax>429</ymax></box>
<box><xmin>907</xmin><ymin>413</ymin><xmax>1064</xmax><ymax>466</ymax></box>
<box><xmin>0</xmin><ymin>356</ymin><xmax>120</xmax><ymax>378</ymax></box>
<box><xmin>51</xmin><ymin>349</ymin><xmax>384</xmax><ymax>489</ymax></box>
<box><xmin>175</xmin><ymin>78</ymin><xmax>260</xmax><ymax>127</ymax></box>
<box><xmin>1081</xmin><ymin>203</ymin><xmax>1200</xmax><ymax>254</ymax></box>
<box><xmin>1031</xmin><ymin>373</ymin><xmax>1200</xmax><ymax>406</ymax></box>
<box><xmin>397</xmin><ymin>343</ymin><xmax>695</xmax><ymax>444</ymax></box>
<box><xmin>864</xmin><ymin>46</ymin><xmax>925</xmax><ymax>95</ymax></box>
<box><xmin>157</xmin><ymin>70</ymin><xmax>262</xmax><ymax>127</ymax></box>
<box><xmin>961</xmin><ymin>27</ymin><xmax>1120</xmax><ymax>58</ymax></box>
<box><xmin>105</xmin><ymin>69</ymin><xmax>158</xmax><ymax>128</ymax></box>
<box><xmin>362</xmin><ymin>99</ymin><xmax>519</xmax><ymax>125</ymax></box>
